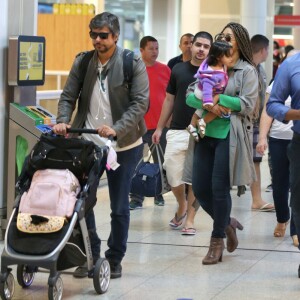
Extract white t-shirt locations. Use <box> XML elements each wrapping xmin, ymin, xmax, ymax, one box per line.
<box><xmin>267</xmin><ymin>82</ymin><xmax>293</xmax><ymax>140</ymax></box>
<box><xmin>83</xmin><ymin>61</ymin><xmax>142</xmax><ymax>152</ymax></box>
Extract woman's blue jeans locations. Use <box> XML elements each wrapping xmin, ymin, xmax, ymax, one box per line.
<box><xmin>192</xmin><ymin>135</ymin><xmax>231</xmax><ymax>238</ymax></box>
<box><xmin>269</xmin><ymin>137</ymin><xmax>296</xmax><ymax>235</ymax></box>
<box><xmin>86</xmin><ymin>143</ymin><xmax>143</xmax><ymax>263</ymax></box>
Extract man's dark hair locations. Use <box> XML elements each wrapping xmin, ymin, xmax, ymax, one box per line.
<box><xmin>206</xmin><ymin>41</ymin><xmax>232</xmax><ymax>66</ymax></box>
<box><xmin>281</xmin><ymin>45</ymin><xmax>294</xmax><ymax>63</ymax></box>
<box><xmin>89</xmin><ymin>12</ymin><xmax>120</xmax><ymax>36</ymax></box>
<box><xmin>140</xmin><ymin>36</ymin><xmax>158</xmax><ymax>49</ymax></box>
<box><xmin>273</xmin><ymin>40</ymin><xmax>280</xmax><ymax>49</ymax></box>
<box><xmin>180</xmin><ymin>33</ymin><xmax>194</xmax><ymax>44</ymax></box>
<box><xmin>251</xmin><ymin>34</ymin><xmax>269</xmax><ymax>54</ymax></box>
<box><xmin>192</xmin><ymin>31</ymin><xmax>213</xmax><ymax>45</ymax></box>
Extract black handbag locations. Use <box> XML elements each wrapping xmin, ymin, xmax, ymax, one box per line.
<box><xmin>130</xmin><ymin>144</ymin><xmax>170</xmax><ymax>197</ymax></box>
<box><xmin>26</xmin><ymin>133</ymin><xmax>100</xmax><ymax>180</ymax></box>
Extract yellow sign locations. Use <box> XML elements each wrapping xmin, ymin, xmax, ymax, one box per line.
<box><xmin>19</xmin><ymin>42</ymin><xmax>44</xmax><ymax>81</ymax></box>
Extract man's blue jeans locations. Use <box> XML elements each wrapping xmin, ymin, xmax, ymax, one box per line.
<box><xmin>86</xmin><ymin>143</ymin><xmax>143</xmax><ymax>263</ymax></box>
<box><xmin>192</xmin><ymin>135</ymin><xmax>231</xmax><ymax>238</ymax></box>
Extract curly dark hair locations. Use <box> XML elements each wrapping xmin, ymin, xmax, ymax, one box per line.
<box><xmin>220</xmin><ymin>22</ymin><xmax>255</xmax><ymax>68</ymax></box>
<box><xmin>206</xmin><ymin>41</ymin><xmax>232</xmax><ymax>66</ymax></box>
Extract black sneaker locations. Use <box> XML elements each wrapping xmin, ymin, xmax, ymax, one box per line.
<box><xmin>129</xmin><ymin>200</ymin><xmax>143</xmax><ymax>210</ymax></box>
<box><xmin>154</xmin><ymin>195</ymin><xmax>165</xmax><ymax>206</ymax></box>
<box><xmin>265</xmin><ymin>184</ymin><xmax>272</xmax><ymax>192</ymax></box>
<box><xmin>73</xmin><ymin>263</ymin><xmax>88</xmax><ymax>278</ymax></box>
<box><xmin>109</xmin><ymin>261</ymin><xmax>122</xmax><ymax>279</ymax></box>
<box><xmin>73</xmin><ymin>260</ymin><xmax>98</xmax><ymax>278</ymax></box>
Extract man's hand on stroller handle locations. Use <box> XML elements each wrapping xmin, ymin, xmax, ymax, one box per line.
<box><xmin>97</xmin><ymin>125</ymin><xmax>116</xmax><ymax>139</ymax></box>
<box><xmin>52</xmin><ymin>123</ymin><xmax>71</xmax><ymax>135</ymax></box>
<box><xmin>53</xmin><ymin>123</ymin><xmax>116</xmax><ymax>140</ymax></box>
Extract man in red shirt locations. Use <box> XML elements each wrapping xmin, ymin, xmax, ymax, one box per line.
<box><xmin>130</xmin><ymin>36</ymin><xmax>171</xmax><ymax>209</ymax></box>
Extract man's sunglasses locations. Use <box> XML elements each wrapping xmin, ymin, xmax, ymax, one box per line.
<box><xmin>89</xmin><ymin>31</ymin><xmax>111</xmax><ymax>40</ymax></box>
<box><xmin>215</xmin><ymin>33</ymin><xmax>234</xmax><ymax>43</ymax></box>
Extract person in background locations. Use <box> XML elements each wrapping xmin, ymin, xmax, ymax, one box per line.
<box><xmin>249</xmin><ymin>34</ymin><xmax>275</xmax><ymax>212</ymax></box>
<box><xmin>191</xmin><ymin>22</ymin><xmax>258</xmax><ymax>265</ymax></box>
<box><xmin>167</xmin><ymin>33</ymin><xmax>195</xmax><ymax>197</ymax></box>
<box><xmin>180</xmin><ymin>33</ymin><xmax>214</xmax><ymax>236</ymax></box>
<box><xmin>280</xmin><ymin>45</ymin><xmax>294</xmax><ymax>64</ymax></box>
<box><xmin>129</xmin><ymin>35</ymin><xmax>171</xmax><ymax>210</ymax></box>
<box><xmin>53</xmin><ymin>12</ymin><xmax>149</xmax><ymax>279</ymax></box>
<box><xmin>272</xmin><ymin>40</ymin><xmax>282</xmax><ymax>80</ymax></box>
<box><xmin>265</xmin><ymin>44</ymin><xmax>295</xmax><ymax>194</ymax></box>
<box><xmin>267</xmin><ymin>50</ymin><xmax>300</xmax><ymax>252</ymax></box>
<box><xmin>167</xmin><ymin>33</ymin><xmax>194</xmax><ymax>70</ymax></box>
<box><xmin>257</xmin><ymin>50</ymin><xmax>300</xmax><ymax>246</ymax></box>
<box><xmin>152</xmin><ymin>32</ymin><xmax>213</xmax><ymax>233</ymax></box>
<box><xmin>265</xmin><ymin>44</ymin><xmax>295</xmax><ymax>193</ymax></box>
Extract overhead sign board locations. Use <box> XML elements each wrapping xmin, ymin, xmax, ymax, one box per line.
<box><xmin>274</xmin><ymin>15</ymin><xmax>300</xmax><ymax>27</ymax></box>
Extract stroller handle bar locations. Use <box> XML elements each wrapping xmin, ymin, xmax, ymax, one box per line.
<box><xmin>67</xmin><ymin>128</ymin><xmax>98</xmax><ymax>134</ymax></box>
<box><xmin>66</xmin><ymin>128</ymin><xmax>114</xmax><ymax>141</ymax></box>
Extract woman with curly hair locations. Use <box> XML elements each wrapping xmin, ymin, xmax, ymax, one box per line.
<box><xmin>188</xmin><ymin>22</ymin><xmax>258</xmax><ymax>264</ymax></box>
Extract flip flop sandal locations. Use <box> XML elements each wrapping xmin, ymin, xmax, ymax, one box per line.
<box><xmin>169</xmin><ymin>212</ymin><xmax>187</xmax><ymax>229</ymax></box>
<box><xmin>251</xmin><ymin>203</ymin><xmax>275</xmax><ymax>212</ymax></box>
<box><xmin>181</xmin><ymin>227</ymin><xmax>196</xmax><ymax>235</ymax></box>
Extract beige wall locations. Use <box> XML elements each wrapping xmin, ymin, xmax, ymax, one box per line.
<box><xmin>181</xmin><ymin>0</ymin><xmax>201</xmax><ymax>35</ymax></box>
<box><xmin>200</xmin><ymin>0</ymin><xmax>240</xmax><ymax>36</ymax></box>
<box><xmin>201</xmin><ymin>0</ymin><xmax>240</xmax><ymax>15</ymax></box>
<box><xmin>180</xmin><ymin>0</ymin><xmax>273</xmax><ymax>82</ymax></box>
<box><xmin>181</xmin><ymin>0</ymin><xmax>240</xmax><ymax>37</ymax></box>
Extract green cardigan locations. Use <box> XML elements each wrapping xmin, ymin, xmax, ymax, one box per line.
<box><xmin>186</xmin><ymin>93</ymin><xmax>241</xmax><ymax>138</ymax></box>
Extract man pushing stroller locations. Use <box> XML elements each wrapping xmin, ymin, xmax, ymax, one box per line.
<box><xmin>53</xmin><ymin>12</ymin><xmax>149</xmax><ymax>278</ymax></box>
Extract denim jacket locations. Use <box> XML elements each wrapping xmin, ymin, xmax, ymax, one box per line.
<box><xmin>56</xmin><ymin>46</ymin><xmax>149</xmax><ymax>148</ymax></box>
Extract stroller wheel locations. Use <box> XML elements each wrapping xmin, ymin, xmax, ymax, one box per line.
<box><xmin>93</xmin><ymin>258</ymin><xmax>110</xmax><ymax>294</ymax></box>
<box><xmin>0</xmin><ymin>272</ymin><xmax>15</xmax><ymax>300</ymax></box>
<box><xmin>48</xmin><ymin>276</ymin><xmax>63</xmax><ymax>300</ymax></box>
<box><xmin>17</xmin><ymin>265</ymin><xmax>35</xmax><ymax>288</ymax></box>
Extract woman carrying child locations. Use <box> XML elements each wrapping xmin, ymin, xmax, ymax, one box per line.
<box><xmin>188</xmin><ymin>22</ymin><xmax>258</xmax><ymax>265</ymax></box>
<box><xmin>186</xmin><ymin>40</ymin><xmax>232</xmax><ymax>141</ymax></box>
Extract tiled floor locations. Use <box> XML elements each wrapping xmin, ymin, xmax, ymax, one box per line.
<box><xmin>1</xmin><ymin>157</ymin><xmax>300</xmax><ymax>300</ymax></box>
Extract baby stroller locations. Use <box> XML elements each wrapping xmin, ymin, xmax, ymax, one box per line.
<box><xmin>0</xmin><ymin>129</ymin><xmax>111</xmax><ymax>300</ymax></box>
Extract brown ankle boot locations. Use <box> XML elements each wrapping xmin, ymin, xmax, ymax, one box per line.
<box><xmin>225</xmin><ymin>217</ymin><xmax>243</xmax><ymax>253</ymax></box>
<box><xmin>202</xmin><ymin>237</ymin><xmax>225</xmax><ymax>265</ymax></box>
